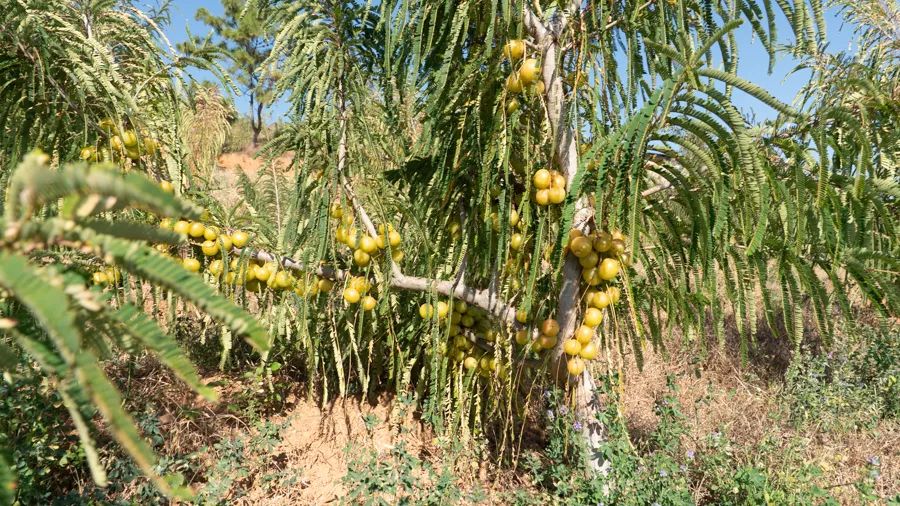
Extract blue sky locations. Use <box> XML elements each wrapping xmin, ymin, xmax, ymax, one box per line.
<box><xmin>157</xmin><ymin>1</ymin><xmax>857</xmax><ymax>123</ymax></box>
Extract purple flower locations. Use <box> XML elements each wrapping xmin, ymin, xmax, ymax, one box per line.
<box><xmin>546</xmin><ymin>409</ymin><xmax>555</xmax><ymax>421</ymax></box>
<box><xmin>559</xmin><ymin>405</ymin><xmax>569</xmax><ymax>415</ymax></box>
<box><xmin>686</xmin><ymin>450</ymin><xmax>695</xmax><ymax>459</ymax></box>
<box><xmin>543</xmin><ymin>390</ymin><xmax>553</xmax><ymax>399</ymax></box>
<box><xmin>867</xmin><ymin>456</ymin><xmax>880</xmax><ymax>466</ymax></box>
<box><xmin>573</xmin><ymin>421</ymin><xmax>583</xmax><ymax>431</ymax></box>
<box><xmin>659</xmin><ymin>469</ymin><xmax>668</xmax><ymax>477</ymax></box>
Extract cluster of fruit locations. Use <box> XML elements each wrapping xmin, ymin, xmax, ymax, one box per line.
<box><xmin>330</xmin><ymin>203</ymin><xmax>404</xmax><ymax>267</ymax></box>
<box><xmin>341</xmin><ymin>275</ymin><xmax>377</xmax><ymax>310</ymax></box>
<box><xmin>79</xmin><ymin>118</ymin><xmax>160</xmax><ymax>163</ymax></box>
<box><xmin>532</xmin><ymin>168</ymin><xmax>568</xmax><ymax>206</ymax></box>
<box><xmin>424</xmin><ymin>300</ymin><xmax>508</xmax><ymax>378</ymax></box>
<box><xmin>502</xmin><ymin>39</ymin><xmax>543</xmax><ymax>114</ymax></box>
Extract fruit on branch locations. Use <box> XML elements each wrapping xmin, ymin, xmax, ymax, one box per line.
<box><xmin>201</xmin><ymin>240</ymin><xmax>220</xmax><ymax>257</ymax></box>
<box><xmin>361</xmin><ymin>295</ymin><xmax>377</xmax><ymax>311</ymax></box>
<box><xmin>518</xmin><ymin>58</ymin><xmax>541</xmax><ymax>85</ymax></box>
<box><xmin>343</xmin><ymin>287</ymin><xmax>361</xmax><ymax>304</ymax></box>
<box><xmin>502</xmin><ymin>39</ymin><xmax>525</xmax><ymax>61</ymax></box>
<box><xmin>183</xmin><ymin>258</ymin><xmax>201</xmax><ymax>273</ymax></box>
<box><xmin>159</xmin><ymin>181</ymin><xmax>174</xmax><ymax>193</ymax></box>
<box><xmin>533</xmin><ymin>169</ymin><xmax>551</xmax><ymax>189</ymax></box>
<box><xmin>188</xmin><ymin>222</ymin><xmax>206</xmax><ymax>238</ymax></box>
<box><xmin>566</xmin><ymin>357</ymin><xmax>585</xmax><ymax>376</ymax></box>
<box><xmin>231</xmin><ymin>231</ymin><xmax>250</xmax><ymax>248</ymax></box>
<box><xmin>173</xmin><ymin>220</ymin><xmax>190</xmax><ymax>235</ymax></box>
<box><xmin>506</xmin><ymin>73</ymin><xmax>524</xmax><ymax>94</ymax></box>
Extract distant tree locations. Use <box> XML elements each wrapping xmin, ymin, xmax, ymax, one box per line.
<box><xmin>186</xmin><ymin>1</ymin><xmax>277</xmax><ymax>148</ymax></box>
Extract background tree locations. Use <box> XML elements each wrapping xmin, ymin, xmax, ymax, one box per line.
<box><xmin>186</xmin><ymin>0</ymin><xmax>278</xmax><ymax>148</ymax></box>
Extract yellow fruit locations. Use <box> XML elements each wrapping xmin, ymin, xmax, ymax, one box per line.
<box><xmin>360</xmin><ymin>236</ymin><xmax>378</xmax><ymax>254</ymax></box>
<box><xmin>110</xmin><ymin>135</ymin><xmax>124</xmax><ymax>152</ymax></box>
<box><xmin>208</xmin><ymin>259</ymin><xmax>223</xmax><ymax>276</ymax></box>
<box><xmin>619</xmin><ymin>252</ymin><xmax>633</xmax><ymax>267</ymax></box>
<box><xmin>455</xmin><ymin>301</ymin><xmax>468</xmax><ymax>313</ymax></box>
<box><xmin>611</xmin><ymin>230</ymin><xmax>626</xmax><ymax>241</ymax></box>
<box><xmin>569</xmin><ymin>236</ymin><xmax>593</xmax><ymax>258</ymax></box>
<box><xmin>219</xmin><ymin>235</ymin><xmax>233</xmax><ymax>251</ymax></box>
<box><xmin>343</xmin><ymin>287</ymin><xmax>361</xmax><ymax>303</ymax></box>
<box><xmin>551</xmin><ymin>173</ymin><xmax>566</xmax><ymax>189</ymax></box>
<box><xmin>203</xmin><ymin>226</ymin><xmax>219</xmax><ymax>241</ymax></box>
<box><xmin>533</xmin><ymin>169</ymin><xmax>552</xmax><ymax>189</ymax></box>
<box><xmin>253</xmin><ymin>264</ymin><xmax>271</xmax><ymax>282</ymax></box>
<box><xmin>575</xmin><ymin>325</ymin><xmax>594</xmax><ymax>344</ymax></box>
<box><xmin>567</xmin><ymin>357</ymin><xmax>585</xmax><ymax>376</ymax></box>
<box><xmin>388</xmin><ymin>230</ymin><xmax>401</xmax><ymax>247</ymax></box>
<box><xmin>563</xmin><ymin>339</ymin><xmax>582</xmax><ymax>356</ymax></box>
<box><xmin>188</xmin><ymin>222</ymin><xmax>206</xmax><ymax>238</ymax></box>
<box><xmin>579</xmin><ymin>341</ymin><xmax>599</xmax><ymax>360</ymax></box>
<box><xmin>607</xmin><ymin>286</ymin><xmax>621</xmax><ymax>304</ymax></box>
<box><xmin>569</xmin><ymin>229</ymin><xmax>584</xmax><ymax>241</ymax></box>
<box><xmin>516</xmin><ymin>309</ymin><xmax>528</xmax><ymax>323</ymax></box>
<box><xmin>143</xmin><ymin>138</ymin><xmax>159</xmax><ymax>154</ymax></box>
<box><xmin>98</xmin><ymin>118</ymin><xmax>116</xmax><ymax>133</ymax></box>
<box><xmin>460</xmin><ymin>314</ymin><xmax>475</xmax><ymax>327</ymax></box>
<box><xmin>173</xmin><ymin>220</ymin><xmax>190</xmax><ymax>235</ymax></box>
<box><xmin>531</xmin><ymin>80</ymin><xmax>546</xmax><ymax>95</ymax></box>
<box><xmin>391</xmin><ymin>250</ymin><xmax>405</xmax><ymax>262</ymax></box>
<box><xmin>318</xmin><ymin>278</ymin><xmax>334</xmax><ymax>292</ymax></box>
<box><xmin>506</xmin><ymin>99</ymin><xmax>520</xmax><ymax>115</ymax></box>
<box><xmin>342</xmin><ymin>213</ymin><xmax>354</xmax><ymax>226</ymax></box>
<box><xmin>509</xmin><ymin>209</ymin><xmax>520</xmax><ymax>227</ymax></box>
<box><xmin>345</xmin><ymin>228</ymin><xmax>359</xmax><ymax>248</ymax></box>
<box><xmin>540</xmin><ymin>319</ymin><xmax>560</xmax><ymax>337</ymax></box>
<box><xmin>159</xmin><ymin>218</ymin><xmax>173</xmax><ymax>230</ymax></box>
<box><xmin>598</xmin><ymin>258</ymin><xmax>620</xmax><ymax>280</ymax></box>
<box><xmin>592</xmin><ymin>290</ymin><xmax>611</xmax><ymax>309</ymax></box>
<box><xmin>121</xmin><ymin>130</ymin><xmax>138</xmax><ymax>148</ymax></box>
<box><xmin>80</xmin><ymin>146</ymin><xmax>96</xmax><ymax>161</ymax></box>
<box><xmin>330</xmin><ymin>202</ymin><xmax>343</xmax><ymax>219</ymax></box>
<box><xmin>548</xmin><ymin>187</ymin><xmax>566</xmax><ymax>204</ymax></box>
<box><xmin>92</xmin><ymin>271</ymin><xmax>109</xmax><ymax>285</ymax></box>
<box><xmin>510</xmin><ymin>233</ymin><xmax>524</xmax><ymax>251</ymax></box>
<box><xmin>201</xmin><ymin>240</ymin><xmax>220</xmax><ymax>256</ymax></box>
<box><xmin>183</xmin><ymin>258</ymin><xmax>201</xmax><ymax>272</ymax></box>
<box><xmin>353</xmin><ymin>249</ymin><xmax>371</xmax><ymax>267</ymax></box>
<box><xmin>361</xmin><ymin>295</ymin><xmax>377</xmax><ymax>311</ymax></box>
<box><xmin>579</xmin><ymin>252</ymin><xmax>599</xmax><ymax>269</ymax></box>
<box><xmin>464</xmin><ymin>356</ymin><xmax>478</xmax><ymax>370</ymax></box>
<box><xmin>611</xmin><ymin>239</ymin><xmax>627</xmax><ymax>256</ymax></box>
<box><xmin>593</xmin><ymin>233</ymin><xmax>612</xmax><ymax>252</ymax></box>
<box><xmin>419</xmin><ymin>303</ymin><xmax>434</xmax><ymax>319</ymax></box>
<box><xmin>436</xmin><ymin>301</ymin><xmax>451</xmax><ymax>319</ymax></box>
<box><xmin>231</xmin><ymin>231</ymin><xmax>250</xmax><ymax>248</ymax></box>
<box><xmin>535</xmin><ymin>189</ymin><xmax>550</xmax><ymax>206</ymax></box>
<box><xmin>518</xmin><ymin>59</ymin><xmax>541</xmax><ymax>85</ymax></box>
<box><xmin>506</xmin><ymin>73</ymin><xmax>524</xmax><ymax>93</ymax></box>
<box><xmin>350</xmin><ymin>276</ymin><xmax>370</xmax><ymax>293</ymax></box>
<box><xmin>530</xmin><ymin>340</ymin><xmax>543</xmax><ymax>353</ymax></box>
<box><xmin>515</xmin><ymin>329</ymin><xmax>530</xmax><ymax>346</ymax></box>
<box><xmin>538</xmin><ymin>334</ymin><xmax>558</xmax><ymax>349</ymax></box>
<box><xmin>159</xmin><ymin>180</ymin><xmax>174</xmax><ymax>193</ymax></box>
<box><xmin>274</xmin><ymin>271</ymin><xmax>293</xmax><ymax>289</ymax></box>
<box><xmin>584</xmin><ymin>307</ymin><xmax>603</xmax><ymax>327</ymax></box>
<box><xmin>503</xmin><ymin>39</ymin><xmax>525</xmax><ymax>60</ymax></box>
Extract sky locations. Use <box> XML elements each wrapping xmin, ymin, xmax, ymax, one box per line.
<box><xmin>155</xmin><ymin>0</ymin><xmax>858</xmax><ymax>124</ymax></box>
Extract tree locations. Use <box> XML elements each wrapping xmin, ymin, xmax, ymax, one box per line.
<box><xmin>188</xmin><ymin>1</ymin><xmax>277</xmax><ymax>148</ymax></box>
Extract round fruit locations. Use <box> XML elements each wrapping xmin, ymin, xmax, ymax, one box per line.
<box><xmin>253</xmin><ymin>264</ymin><xmax>272</xmax><ymax>282</ymax></box>
<box><xmin>592</xmin><ymin>290</ymin><xmax>611</xmax><ymax>309</ymax></box>
<box><xmin>454</xmin><ymin>301</ymin><xmax>468</xmax><ymax>313</ymax></box>
<box><xmin>518</xmin><ymin>59</ymin><xmax>541</xmax><ymax>85</ymax></box>
<box><xmin>188</xmin><ymin>222</ymin><xmax>206</xmax><ymax>238</ymax></box>
<box><xmin>533</xmin><ymin>169</ymin><xmax>552</xmax><ymax>190</ymax></box>
<box><xmin>432</xmin><ymin>301</ymin><xmax>449</xmax><ymax>319</ymax></box>
<box><xmin>506</xmin><ymin>73</ymin><xmax>524</xmax><ymax>93</ymax></box>
<box><xmin>548</xmin><ymin>187</ymin><xmax>566</xmax><ymax>204</ymax></box>
<box><xmin>361</xmin><ymin>295</ymin><xmax>377</xmax><ymax>311</ymax></box>
<box><xmin>460</xmin><ymin>315</ymin><xmax>475</xmax><ymax>327</ymax></box>
<box><xmin>419</xmin><ymin>303</ymin><xmax>434</xmax><ymax>319</ymax></box>
<box><xmin>540</xmin><ymin>319</ymin><xmax>560</xmax><ymax>337</ymax></box>
<box><xmin>183</xmin><ymin>258</ymin><xmax>201</xmax><ymax>272</ymax></box>
<box><xmin>567</xmin><ymin>357</ymin><xmax>586</xmax><ymax>376</ymax></box>
<box><xmin>463</xmin><ymin>356</ymin><xmax>478</xmax><ymax>370</ymax></box>
<box><xmin>531</xmin><ymin>80</ymin><xmax>546</xmax><ymax>95</ymax></box>
<box><xmin>538</xmin><ymin>334</ymin><xmax>558</xmax><ymax>349</ymax></box>
<box><xmin>551</xmin><ymin>172</ymin><xmax>566</xmax><ymax>189</ymax></box>
<box><xmin>98</xmin><ymin>118</ymin><xmax>116</xmax><ymax>133</ymax></box>
<box><xmin>579</xmin><ymin>252</ymin><xmax>599</xmax><ymax>269</ymax></box>
<box><xmin>530</xmin><ymin>340</ymin><xmax>543</xmax><ymax>353</ymax></box>
<box><xmin>607</xmin><ymin>286</ymin><xmax>621</xmax><ymax>304</ymax></box>
<box><xmin>579</xmin><ymin>341</ymin><xmax>599</xmax><ymax>360</ymax></box>
<box><xmin>203</xmin><ymin>226</ymin><xmax>219</xmax><ymax>241</ymax></box>
<box><xmin>173</xmin><ymin>220</ymin><xmax>190</xmax><ymax>235</ymax></box>
<box><xmin>159</xmin><ymin>181</ymin><xmax>174</xmax><ymax>193</ymax></box>
<box><xmin>341</xmin><ymin>214</ymin><xmax>354</xmax><ymax>226</ymax></box>
<box><xmin>110</xmin><ymin>135</ymin><xmax>124</xmax><ymax>151</ymax></box>
<box><xmin>274</xmin><ymin>271</ymin><xmax>293</xmax><ymax>289</ymax></box>
<box><xmin>231</xmin><ymin>231</ymin><xmax>250</xmax><ymax>248</ymax></box>
<box><xmin>350</xmin><ymin>277</ymin><xmax>370</xmax><ymax>293</ymax></box>
<box><xmin>143</xmin><ymin>138</ymin><xmax>158</xmax><ymax>154</ymax></box>
<box><xmin>159</xmin><ymin>218</ymin><xmax>173</xmax><ymax>230</ymax></box>
<box><xmin>343</xmin><ymin>287</ymin><xmax>361</xmax><ymax>303</ymax></box>
<box><xmin>92</xmin><ymin>271</ymin><xmax>108</xmax><ymax>285</ymax></box>
<box><xmin>515</xmin><ymin>329</ymin><xmax>530</xmax><ymax>346</ymax></box>
<box><xmin>598</xmin><ymin>258</ymin><xmax>620</xmax><ymax>280</ymax></box>
<box><xmin>575</xmin><ymin>325</ymin><xmax>594</xmax><ymax>344</ymax></box>
<box><xmin>353</xmin><ymin>249</ymin><xmax>371</xmax><ymax>267</ymax></box>
<box><xmin>219</xmin><ymin>235</ymin><xmax>233</xmax><ymax>251</ymax></box>
<box><xmin>611</xmin><ymin>230</ymin><xmax>626</xmax><ymax>241</ymax></box>
<box><xmin>391</xmin><ymin>250</ymin><xmax>405</xmax><ymax>262</ymax></box>
<box><xmin>510</xmin><ymin>233</ymin><xmax>524</xmax><ymax>251</ymax></box>
<box><xmin>516</xmin><ymin>309</ymin><xmax>528</xmax><ymax>323</ymax></box>
<box><xmin>318</xmin><ymin>279</ymin><xmax>334</xmax><ymax>292</ymax></box>
<box><xmin>80</xmin><ymin>146</ymin><xmax>96</xmax><ymax>161</ymax></box>
<box><xmin>208</xmin><ymin>259</ymin><xmax>223</xmax><ymax>276</ymax></box>
<box><xmin>503</xmin><ymin>39</ymin><xmax>525</xmax><ymax>60</ymax></box>
<box><xmin>360</xmin><ymin>236</ymin><xmax>378</xmax><ymax>254</ymax></box>
<box><xmin>345</xmin><ymin>229</ymin><xmax>359</xmax><ymax>248</ymax></box>
<box><xmin>563</xmin><ymin>339</ymin><xmax>582</xmax><ymax>356</ymax></box>
<box><xmin>330</xmin><ymin>202</ymin><xmax>343</xmax><ymax>219</ymax></box>
<box><xmin>509</xmin><ymin>209</ymin><xmax>520</xmax><ymax>227</ymax></box>
<box><xmin>535</xmin><ymin>189</ymin><xmax>550</xmax><ymax>206</ymax></box>
<box><xmin>570</xmin><ymin>236</ymin><xmax>593</xmax><ymax>258</ymax></box>
<box><xmin>506</xmin><ymin>99</ymin><xmax>520</xmax><ymax>115</ymax></box>
<box><xmin>125</xmin><ymin>148</ymin><xmax>141</xmax><ymax>161</ymax></box>
<box><xmin>201</xmin><ymin>240</ymin><xmax>220</xmax><ymax>256</ymax></box>
<box><xmin>388</xmin><ymin>230</ymin><xmax>401</xmax><ymax>247</ymax></box>
<box><xmin>593</xmin><ymin>233</ymin><xmax>612</xmax><ymax>253</ymax></box>
<box><xmin>121</xmin><ymin>130</ymin><xmax>138</xmax><ymax>148</ymax></box>
<box><xmin>611</xmin><ymin>239</ymin><xmax>627</xmax><ymax>256</ymax></box>
<box><xmin>584</xmin><ymin>307</ymin><xmax>603</xmax><ymax>327</ymax></box>
<box><xmin>619</xmin><ymin>252</ymin><xmax>632</xmax><ymax>267</ymax></box>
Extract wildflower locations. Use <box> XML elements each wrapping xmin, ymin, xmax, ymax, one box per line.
<box><xmin>686</xmin><ymin>449</ymin><xmax>695</xmax><ymax>459</ymax></box>
<box><xmin>659</xmin><ymin>469</ymin><xmax>668</xmax><ymax>477</ymax></box>
<box><xmin>573</xmin><ymin>421</ymin><xmax>583</xmax><ymax>431</ymax></box>
<box><xmin>559</xmin><ymin>405</ymin><xmax>569</xmax><ymax>415</ymax></box>
<box><xmin>867</xmin><ymin>456</ymin><xmax>880</xmax><ymax>466</ymax></box>
<box><xmin>546</xmin><ymin>409</ymin><xmax>555</xmax><ymax>421</ymax></box>
<box><xmin>680</xmin><ymin>464</ymin><xmax>687</xmax><ymax>472</ymax></box>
